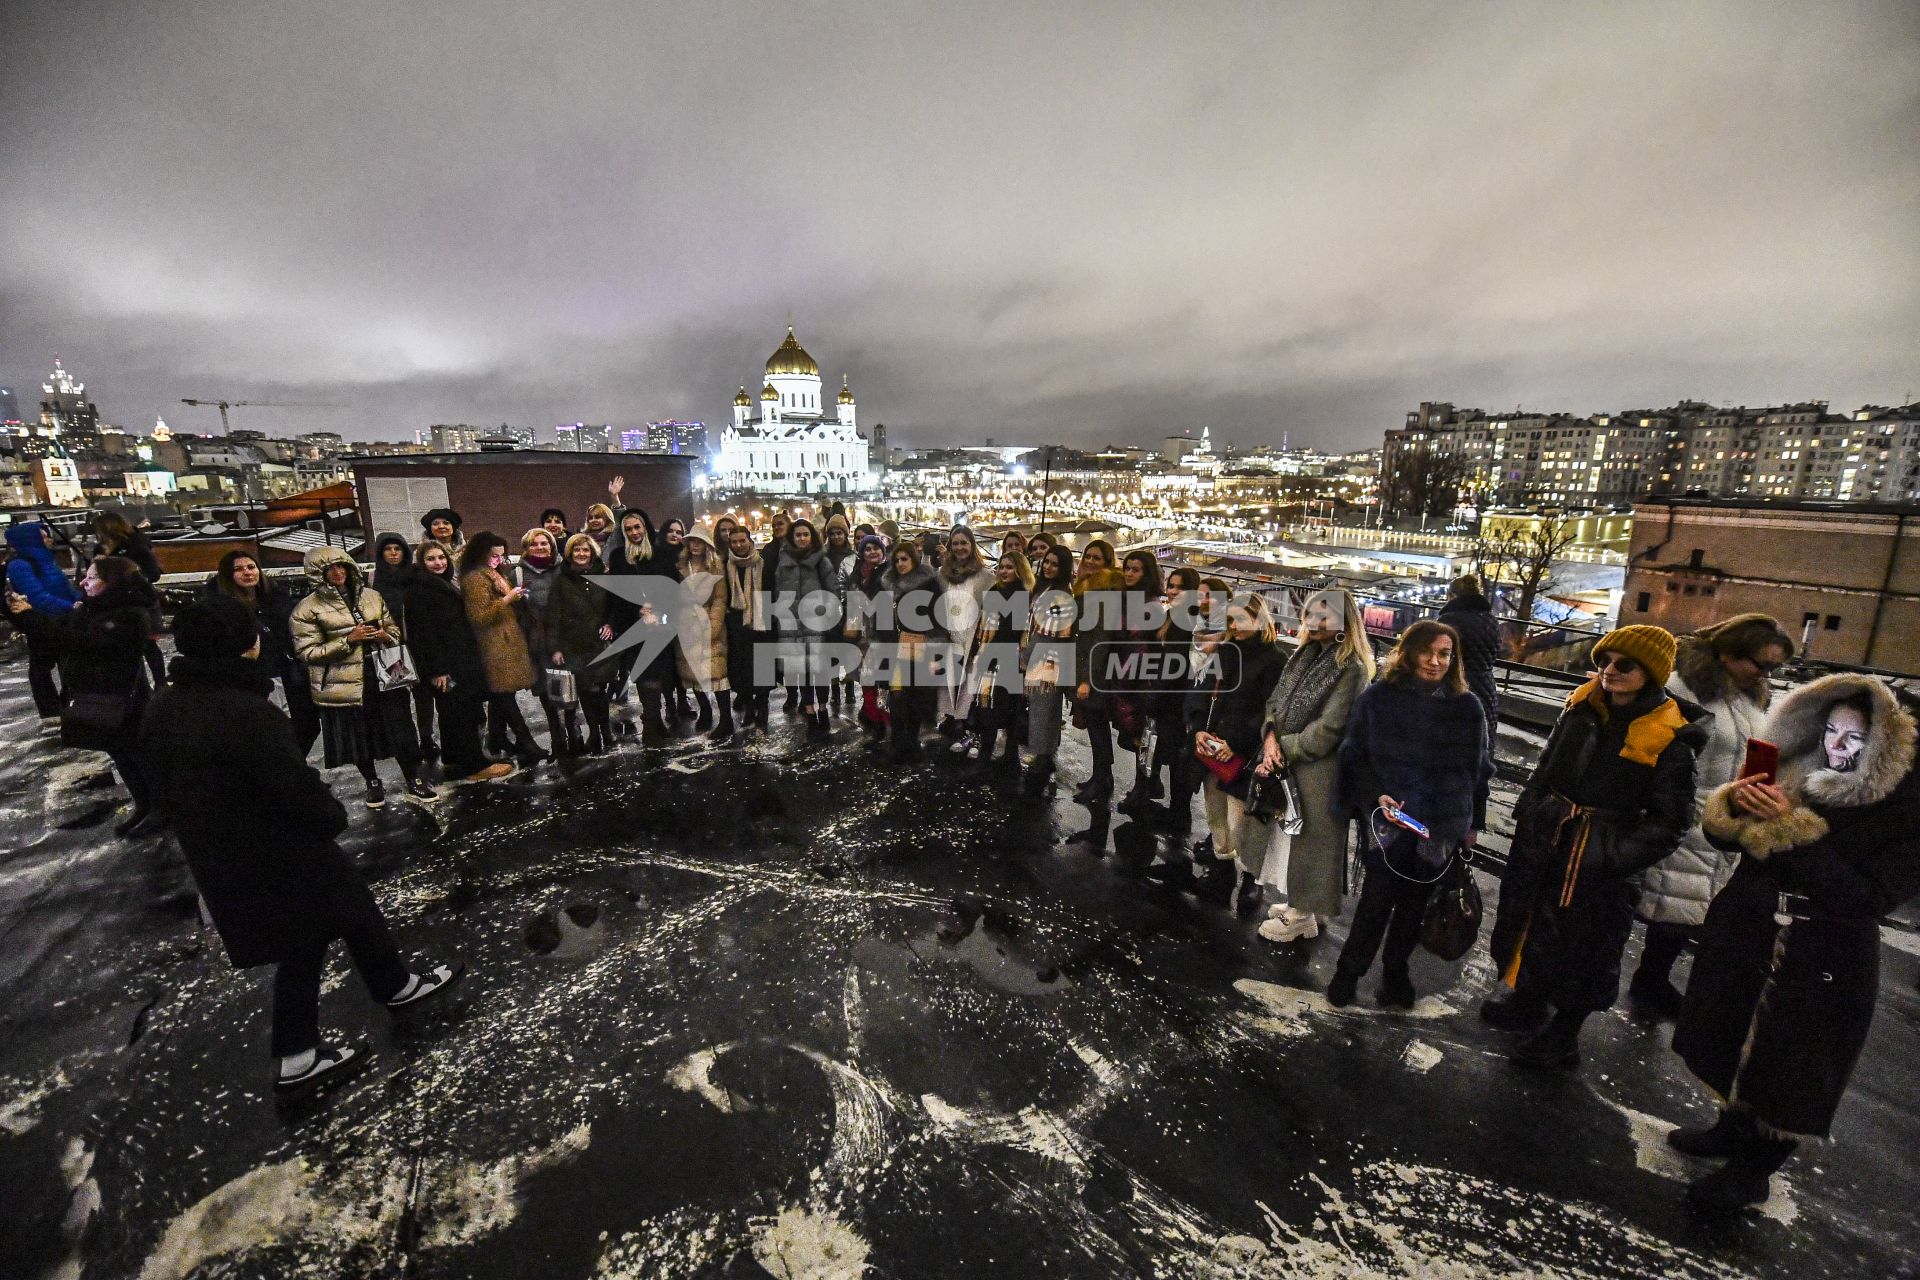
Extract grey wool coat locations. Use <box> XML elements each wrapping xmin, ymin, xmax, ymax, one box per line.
<box><xmin>1261</xmin><ymin>641</ymin><xmax>1371</xmax><ymax>918</ymax></box>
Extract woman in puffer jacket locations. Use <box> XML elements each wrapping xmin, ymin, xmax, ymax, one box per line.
<box><xmin>289</xmin><ymin>545</ymin><xmax>436</xmax><ymax>808</ymax></box>
<box><xmin>1670</xmin><ymin>674</ymin><xmax>1919</xmax><ymax>1216</ymax></box>
<box><xmin>771</xmin><ymin>518</ymin><xmax>838</xmax><ymax>740</ymax></box>
<box><xmin>1628</xmin><ymin>614</ymin><xmax>1795</xmax><ymax>1017</ymax></box>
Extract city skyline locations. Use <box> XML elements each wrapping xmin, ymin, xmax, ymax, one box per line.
<box><xmin>2</xmin><ymin>1</ymin><xmax>1915</xmax><ymax>449</ymax></box>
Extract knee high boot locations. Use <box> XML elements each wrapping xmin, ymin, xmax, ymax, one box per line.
<box><xmin>640</xmin><ymin>687</ymin><xmax>670</xmax><ymax>744</ymax></box>
<box><xmin>710</xmin><ymin>693</ymin><xmax>737</xmax><ymax>742</ymax></box>
<box><xmin>693</xmin><ymin>691</ymin><xmax>715</xmax><ymax>732</ymax></box>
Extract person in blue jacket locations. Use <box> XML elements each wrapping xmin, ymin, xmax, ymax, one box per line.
<box><xmin>6</xmin><ymin>521</ymin><xmax>84</xmax><ymax>719</ymax></box>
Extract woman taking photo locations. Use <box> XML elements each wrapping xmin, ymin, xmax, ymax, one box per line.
<box><xmin>1254</xmin><ymin>587</ymin><xmax>1375</xmax><ymax>943</ymax></box>
<box><xmin>1022</xmin><ymin>544</ymin><xmax>1076</xmax><ymax>795</ymax></box>
<box><xmin>457</xmin><ymin>534</ymin><xmax>545</xmax><ymax>763</ymax></box>
<box><xmin>290</xmin><ymin>545</ymin><xmax>437</xmax><ymax>808</ymax></box>
<box><xmin>676</xmin><ymin>527</ymin><xmax>733</xmax><ymax>742</ymax></box>
<box><xmin>203</xmin><ymin>549</ymin><xmax>318</xmax><ymax>755</ymax></box>
<box><xmin>8</xmin><ymin>555</ymin><xmax>162</xmax><ymax>836</ymax></box>
<box><xmin>1629</xmin><ymin>613</ymin><xmax>1794</xmax><ymax>1016</ymax></box>
<box><xmin>1482</xmin><ymin>625</ymin><xmax>1703</xmax><ymax>1068</ymax></box>
<box><xmin>1071</xmin><ymin>539</ymin><xmax>1126</xmax><ymax>803</ymax></box>
<box><xmin>402</xmin><ymin>541</ymin><xmax>512</xmax><ymax>783</ymax></box>
<box><xmin>546</xmin><ymin>533</ymin><xmax>618</xmax><ymax>754</ymax></box>
<box><xmin>772</xmin><ymin>517</ymin><xmax>837</xmax><ymax>739</ymax></box>
<box><xmin>1327</xmin><ymin>620</ymin><xmax>1488</xmax><ymax>1008</ymax></box>
<box><xmin>1187</xmin><ymin>593</ymin><xmax>1287</xmax><ymax>908</ymax></box>
<box><xmin>1670</xmin><ymin>673</ymin><xmax>1919</xmax><ymax>1215</ymax></box>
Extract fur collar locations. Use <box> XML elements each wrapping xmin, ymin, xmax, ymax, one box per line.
<box><xmin>1672</xmin><ymin>634</ymin><xmax>1772</xmax><ymax>710</ymax></box>
<box><xmin>1700</xmin><ymin>673</ymin><xmax>1915</xmax><ymax>857</ymax></box>
<box><xmin>1770</xmin><ymin>672</ymin><xmax>1915</xmax><ymax>809</ymax></box>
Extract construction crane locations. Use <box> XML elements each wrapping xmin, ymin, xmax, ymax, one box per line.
<box><xmin>179</xmin><ymin>398</ymin><xmax>343</xmax><ymax>435</ymax></box>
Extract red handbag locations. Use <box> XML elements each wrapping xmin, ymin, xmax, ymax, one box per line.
<box><xmin>1193</xmin><ymin>690</ymin><xmax>1245</xmax><ymax>785</ymax></box>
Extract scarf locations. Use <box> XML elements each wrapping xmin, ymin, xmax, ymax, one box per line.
<box><xmin>725</xmin><ymin>551</ymin><xmax>766</xmax><ymax>630</ymax></box>
<box><xmin>522</xmin><ymin>551</ymin><xmax>555</xmax><ymax>570</ymax></box>
<box><xmin>1267</xmin><ymin>638</ymin><xmax>1347</xmax><ymax>739</ymax></box>
<box><xmin>942</xmin><ymin>547</ymin><xmax>988</xmax><ymax>584</ymax></box>
<box><xmin>1565</xmin><ymin>678</ymin><xmax>1689</xmax><ymax>766</ymax></box>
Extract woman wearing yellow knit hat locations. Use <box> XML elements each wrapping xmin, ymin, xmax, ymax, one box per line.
<box><xmin>1480</xmin><ymin>624</ymin><xmax>1709</xmax><ymax>1070</ymax></box>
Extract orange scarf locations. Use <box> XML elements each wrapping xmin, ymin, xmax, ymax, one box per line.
<box><xmin>1564</xmin><ymin>679</ymin><xmax>1688</xmax><ymax>766</ymax></box>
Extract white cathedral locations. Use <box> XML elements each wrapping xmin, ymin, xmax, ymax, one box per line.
<box><xmin>712</xmin><ymin>325</ymin><xmax>871</xmax><ymax>495</ymax></box>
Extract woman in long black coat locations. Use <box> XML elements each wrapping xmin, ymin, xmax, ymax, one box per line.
<box><xmin>7</xmin><ymin>555</ymin><xmax>160</xmax><ymax>836</ymax></box>
<box><xmin>201</xmin><ymin>549</ymin><xmax>318</xmax><ymax>755</ymax></box>
<box><xmin>603</xmin><ymin>508</ymin><xmax>681</xmax><ymax>742</ymax></box>
<box><xmin>546</xmin><ymin>533</ymin><xmax>617</xmax><ymax>753</ymax></box>
<box><xmin>1669</xmin><ymin>672</ymin><xmax>1920</xmax><ymax>1214</ymax></box>
<box><xmin>1482</xmin><ymin>625</ymin><xmax>1705</xmax><ymax>1070</ymax></box>
<box><xmin>139</xmin><ymin>596</ymin><xmax>464</xmax><ymax>1095</ymax></box>
<box><xmin>401</xmin><ymin>540</ymin><xmax>511</xmax><ymax>784</ymax></box>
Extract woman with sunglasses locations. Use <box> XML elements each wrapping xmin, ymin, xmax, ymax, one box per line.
<box><xmin>1629</xmin><ymin>613</ymin><xmax>1795</xmax><ymax>1017</ymax></box>
<box><xmin>1483</xmin><ymin>625</ymin><xmax>1706</xmax><ymax>1070</ymax></box>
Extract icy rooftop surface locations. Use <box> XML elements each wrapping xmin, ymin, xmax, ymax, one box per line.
<box><xmin>2</xmin><ymin>657</ymin><xmax>1916</xmax><ymax>1278</ymax></box>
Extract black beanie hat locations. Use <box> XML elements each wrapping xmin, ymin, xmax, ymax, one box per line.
<box><xmin>173</xmin><ymin>595</ymin><xmax>259</xmax><ymax>661</ymax></box>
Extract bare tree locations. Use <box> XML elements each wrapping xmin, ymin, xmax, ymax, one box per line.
<box><xmin>1474</xmin><ymin>517</ymin><xmax>1581</xmax><ymax>657</ymax></box>
<box><xmin>1382</xmin><ymin>444</ymin><xmax>1465</xmax><ymax>521</ymax></box>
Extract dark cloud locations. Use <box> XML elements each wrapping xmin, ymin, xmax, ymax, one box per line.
<box><xmin>3</xmin><ymin>0</ymin><xmax>1916</xmax><ymax>450</ymax></box>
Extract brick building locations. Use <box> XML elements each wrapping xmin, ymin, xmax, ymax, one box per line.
<box><xmin>349</xmin><ymin>451</ymin><xmax>694</xmax><ymax>546</ymax></box>
<box><xmin>1622</xmin><ymin>497</ymin><xmax>1920</xmax><ymax>674</ymax></box>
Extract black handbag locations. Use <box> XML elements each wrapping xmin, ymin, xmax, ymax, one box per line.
<box><xmin>1419</xmin><ymin>856</ymin><xmax>1484</xmax><ymax>961</ymax></box>
<box><xmin>61</xmin><ymin>692</ymin><xmax>133</xmax><ymax>749</ymax></box>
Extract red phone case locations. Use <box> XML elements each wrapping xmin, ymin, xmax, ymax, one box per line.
<box><xmin>1742</xmin><ymin>738</ymin><xmax>1780</xmax><ymax>784</ymax></box>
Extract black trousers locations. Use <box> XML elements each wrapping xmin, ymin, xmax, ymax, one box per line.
<box><xmin>1635</xmin><ymin>919</ymin><xmax>1693</xmax><ymax>986</ymax></box>
<box><xmin>107</xmin><ymin>748</ymin><xmax>151</xmax><ymax>808</ymax></box>
<box><xmin>412</xmin><ymin>682</ymin><xmax>438</xmax><ymax>749</ymax></box>
<box><xmin>281</xmin><ymin>672</ymin><xmax>321</xmax><ymax>756</ymax></box>
<box><xmin>1335</xmin><ymin>861</ymin><xmax>1439</xmax><ymax>983</ymax></box>
<box><xmin>435</xmin><ymin>686</ymin><xmax>490</xmax><ymax>776</ymax></box>
<box><xmin>269</xmin><ymin>882</ymin><xmax>410</xmax><ymax>1057</ymax></box>
<box><xmin>27</xmin><ymin>638</ymin><xmax>62</xmax><ymax>717</ymax></box>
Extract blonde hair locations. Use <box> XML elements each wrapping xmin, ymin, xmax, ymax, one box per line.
<box><xmin>520</xmin><ymin>527</ymin><xmax>558</xmax><ymax>556</ymax></box>
<box><xmin>562</xmin><ymin>533</ymin><xmax>601</xmax><ymax>563</ymax></box>
<box><xmin>1301</xmin><ymin>587</ymin><xmax>1375</xmax><ymax>680</ymax></box>
<box><xmin>584</xmin><ymin>502</ymin><xmax>616</xmax><ymax>529</ymax></box>
<box><xmin>1226</xmin><ymin>592</ymin><xmax>1279</xmax><ymax>644</ymax></box>
<box><xmin>998</xmin><ymin>549</ymin><xmax>1036</xmax><ymax>592</ymax></box>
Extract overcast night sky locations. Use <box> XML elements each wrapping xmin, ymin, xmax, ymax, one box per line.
<box><xmin>2</xmin><ymin>0</ymin><xmax>1915</xmax><ymax>451</ymax></box>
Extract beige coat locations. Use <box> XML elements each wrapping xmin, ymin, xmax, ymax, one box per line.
<box><xmin>676</xmin><ymin>569</ymin><xmax>729</xmax><ymax>690</ymax></box>
<box><xmin>462</xmin><ymin>567</ymin><xmax>536</xmax><ymax>694</ymax></box>
<box><xmin>289</xmin><ymin>545</ymin><xmax>398</xmax><ymax>708</ymax></box>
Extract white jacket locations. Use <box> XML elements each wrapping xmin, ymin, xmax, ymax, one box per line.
<box><xmin>1635</xmin><ymin>658</ymin><xmax>1767</xmax><ymax>925</ymax></box>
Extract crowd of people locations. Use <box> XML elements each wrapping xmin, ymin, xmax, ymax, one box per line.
<box><xmin>5</xmin><ymin>494</ymin><xmax>1916</xmax><ymax>1219</ymax></box>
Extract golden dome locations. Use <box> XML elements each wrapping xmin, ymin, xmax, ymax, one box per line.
<box><xmin>765</xmin><ymin>325</ymin><xmax>820</xmax><ymax>378</ymax></box>
<box><xmin>837</xmin><ymin>375</ymin><xmax>855</xmax><ymax>405</ymax></box>
<box><xmin>761</xmin><ymin>384</ymin><xmax>779</xmax><ymax>401</ymax></box>
<box><xmin>733</xmin><ymin>386</ymin><xmax>752</xmax><ymax>407</ymax></box>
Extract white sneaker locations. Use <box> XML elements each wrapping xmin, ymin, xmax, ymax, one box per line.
<box><xmin>1258</xmin><ymin>914</ymin><xmax>1319</xmax><ymax>943</ymax></box>
<box><xmin>948</xmin><ymin>738</ymin><xmax>970</xmax><ymax>755</ymax></box>
<box><xmin>1267</xmin><ymin>903</ymin><xmax>1299</xmax><ymax>921</ymax></box>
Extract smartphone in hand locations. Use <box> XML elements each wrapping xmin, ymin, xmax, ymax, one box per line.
<box><xmin>1741</xmin><ymin>738</ymin><xmax>1780</xmax><ymax>785</ymax></box>
<box><xmin>1384</xmin><ymin>805</ymin><xmax>1431</xmax><ymax>839</ymax></box>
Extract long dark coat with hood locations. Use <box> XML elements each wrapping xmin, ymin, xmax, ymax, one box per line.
<box><xmin>1674</xmin><ymin>673</ymin><xmax>1920</xmax><ymax>1139</ymax></box>
<box><xmin>401</xmin><ymin>561</ymin><xmax>487</xmax><ymax>693</ymax></box>
<box><xmin>139</xmin><ymin>652</ymin><xmax>363</xmax><ymax>969</ymax></box>
<box><xmin>1488</xmin><ymin>680</ymin><xmax>1707</xmax><ymax>1014</ymax></box>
